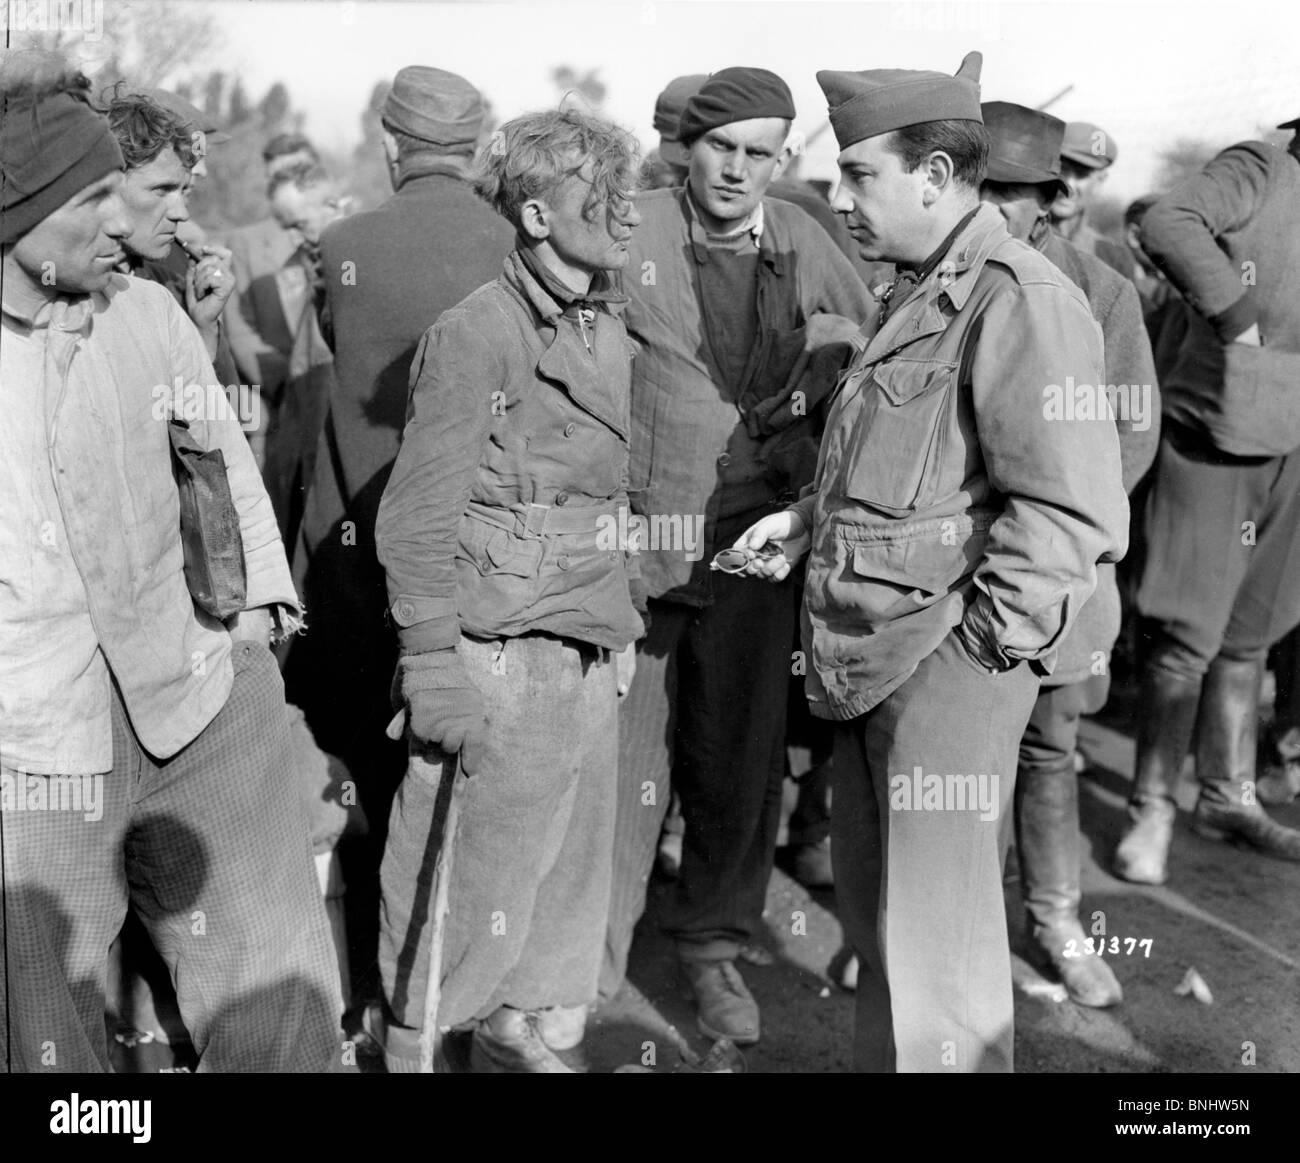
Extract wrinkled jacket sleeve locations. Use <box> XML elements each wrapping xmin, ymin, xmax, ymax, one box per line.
<box><xmin>1139</xmin><ymin>143</ymin><xmax>1269</xmax><ymax>341</ymax></box>
<box><xmin>376</xmin><ymin>307</ymin><xmax>502</xmax><ymax>653</ymax></box>
<box><xmin>1097</xmin><ymin>275</ymin><xmax>1162</xmax><ymax>492</ymax></box>
<box><xmin>165</xmin><ymin>294</ymin><xmax>300</xmax><ymax>620</ymax></box>
<box><xmin>963</xmin><ymin>281</ymin><xmax>1129</xmax><ymax>669</ymax></box>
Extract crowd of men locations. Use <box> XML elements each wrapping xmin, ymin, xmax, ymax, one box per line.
<box><xmin>3</xmin><ymin>40</ymin><xmax>1299</xmax><ymax>1074</ymax></box>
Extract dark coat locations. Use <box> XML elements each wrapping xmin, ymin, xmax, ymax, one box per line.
<box><xmin>282</xmin><ymin>161</ymin><xmax>512</xmax><ymax>771</ymax></box>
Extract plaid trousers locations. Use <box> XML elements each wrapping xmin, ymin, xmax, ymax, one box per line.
<box><xmin>0</xmin><ymin>641</ymin><xmax>342</xmax><ymax>1072</ymax></box>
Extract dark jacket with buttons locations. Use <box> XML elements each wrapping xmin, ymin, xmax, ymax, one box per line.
<box><xmin>792</xmin><ymin>205</ymin><xmax>1129</xmax><ymax>721</ymax></box>
<box><xmin>376</xmin><ymin>248</ymin><xmax>644</xmax><ymax>654</ymax></box>
<box><xmin>621</xmin><ymin>187</ymin><xmax>873</xmax><ymax>606</ymax></box>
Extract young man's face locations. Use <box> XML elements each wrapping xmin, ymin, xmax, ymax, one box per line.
<box><xmin>687</xmin><ymin>117</ymin><xmax>790</xmax><ymax>231</ymax></box>
<box><xmin>1051</xmin><ymin>157</ymin><xmax>1105</xmax><ymax>223</ymax></box>
<box><xmin>541</xmin><ymin>166</ymin><xmax>641</xmax><ymax>276</ymax></box>
<box><xmin>980</xmin><ymin>180</ymin><xmax>1050</xmax><ymax>242</ymax></box>
<box><xmin>830</xmin><ymin>133</ymin><xmax>931</xmax><ymax>264</ymax></box>
<box><xmin>269</xmin><ymin>181</ymin><xmax>344</xmax><ymax>246</ymax></box>
<box><xmin>10</xmin><ymin>170</ymin><xmax>132</xmax><ymax>294</ymax></box>
<box><xmin>120</xmin><ymin>148</ymin><xmax>192</xmax><ymax>261</ymax></box>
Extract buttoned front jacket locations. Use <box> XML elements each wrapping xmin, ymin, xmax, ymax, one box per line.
<box><xmin>793</xmin><ymin>205</ymin><xmax>1129</xmax><ymax>720</ymax></box>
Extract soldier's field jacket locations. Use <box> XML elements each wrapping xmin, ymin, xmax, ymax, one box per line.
<box><xmin>791</xmin><ymin>204</ymin><xmax>1129</xmax><ymax>721</ymax></box>
<box><xmin>376</xmin><ymin>249</ymin><xmax>644</xmax><ymax>656</ymax></box>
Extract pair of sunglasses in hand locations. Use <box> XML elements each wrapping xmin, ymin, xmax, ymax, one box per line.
<box><xmin>710</xmin><ymin>542</ymin><xmax>785</xmax><ymax>574</ymax></box>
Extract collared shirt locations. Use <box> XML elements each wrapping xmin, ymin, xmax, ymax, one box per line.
<box><xmin>0</xmin><ymin>275</ymin><xmax>298</xmax><ymax>774</ymax></box>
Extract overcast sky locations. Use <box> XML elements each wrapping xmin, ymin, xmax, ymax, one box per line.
<box><xmin>181</xmin><ymin>0</ymin><xmax>1300</xmax><ymax>198</ymax></box>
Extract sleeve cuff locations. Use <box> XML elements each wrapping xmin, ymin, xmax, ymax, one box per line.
<box><xmin>1209</xmin><ymin>293</ymin><xmax>1259</xmax><ymax>343</ymax></box>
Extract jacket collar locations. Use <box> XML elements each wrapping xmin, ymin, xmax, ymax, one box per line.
<box><xmin>395</xmin><ymin>154</ymin><xmax>473</xmax><ymax>190</ymax></box>
<box><xmin>856</xmin><ymin>202</ymin><xmax>1011</xmax><ymax>361</ymax></box>
<box><xmin>504</xmin><ymin>246</ymin><xmax>629</xmax><ymax>322</ymax></box>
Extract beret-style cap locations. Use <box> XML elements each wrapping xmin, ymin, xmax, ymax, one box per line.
<box><xmin>677</xmin><ymin>67</ymin><xmax>796</xmax><ymax>148</ymax></box>
<box><xmin>1060</xmin><ymin>120</ymin><xmax>1117</xmax><ymax>170</ymax></box>
<box><xmin>383</xmin><ymin>65</ymin><xmax>484</xmax><ymax>149</ymax></box>
<box><xmin>817</xmin><ymin>51</ymin><xmax>983</xmax><ymax>150</ymax></box>
<box><xmin>981</xmin><ymin>100</ymin><xmax>1067</xmax><ymax>197</ymax></box>
<box><xmin>654</xmin><ymin>74</ymin><xmax>708</xmax><ymax>166</ymax></box>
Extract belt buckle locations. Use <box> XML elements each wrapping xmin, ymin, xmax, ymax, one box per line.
<box><xmin>522</xmin><ymin>503</ymin><xmax>550</xmax><ymax>537</ymax></box>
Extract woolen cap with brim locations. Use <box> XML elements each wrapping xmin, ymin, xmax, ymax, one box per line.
<box><xmin>1059</xmin><ymin>120</ymin><xmax>1117</xmax><ymax>170</ymax></box>
<box><xmin>676</xmin><ymin>67</ymin><xmax>796</xmax><ymax>147</ymax></box>
<box><xmin>1</xmin><ymin>51</ymin><xmax>125</xmax><ymax>245</ymax></box>
<box><xmin>654</xmin><ymin>73</ymin><xmax>708</xmax><ymax>166</ymax></box>
<box><xmin>382</xmin><ymin>65</ymin><xmax>484</xmax><ymax>149</ymax></box>
<box><xmin>982</xmin><ymin>101</ymin><xmax>1068</xmax><ymax>198</ymax></box>
<box><xmin>817</xmin><ymin>51</ymin><xmax>983</xmax><ymax>150</ymax></box>
<box><xmin>131</xmin><ymin>86</ymin><xmax>231</xmax><ymax>145</ymax></box>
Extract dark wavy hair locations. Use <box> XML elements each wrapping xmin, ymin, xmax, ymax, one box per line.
<box><xmin>884</xmin><ymin>119</ymin><xmax>990</xmax><ymax>190</ymax></box>
<box><xmin>472</xmin><ymin>107</ymin><xmax>640</xmax><ymax>230</ymax></box>
<box><xmin>104</xmin><ymin>87</ymin><xmax>196</xmax><ymax>171</ymax></box>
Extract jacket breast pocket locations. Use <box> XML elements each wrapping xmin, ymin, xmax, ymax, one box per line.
<box><xmin>842</xmin><ymin>359</ymin><xmax>955</xmax><ymax>517</ymax></box>
<box><xmin>459</xmin><ymin>517</ymin><xmax>544</xmax><ymax>579</ymax></box>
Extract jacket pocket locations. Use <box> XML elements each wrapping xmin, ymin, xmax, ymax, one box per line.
<box><xmin>459</xmin><ymin>516</ymin><xmax>544</xmax><ymax>579</ymax></box>
<box><xmin>842</xmin><ymin>359</ymin><xmax>955</xmax><ymax>517</ymax></box>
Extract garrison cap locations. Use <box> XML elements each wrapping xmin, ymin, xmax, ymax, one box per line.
<box><xmin>817</xmin><ymin>51</ymin><xmax>983</xmax><ymax>150</ymax></box>
<box><xmin>1060</xmin><ymin>120</ymin><xmax>1117</xmax><ymax>170</ymax></box>
<box><xmin>982</xmin><ymin>100</ymin><xmax>1068</xmax><ymax>197</ymax></box>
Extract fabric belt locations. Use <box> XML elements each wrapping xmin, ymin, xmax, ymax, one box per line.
<box><xmin>465</xmin><ymin>498</ymin><xmax>618</xmax><ymax>537</ymax></box>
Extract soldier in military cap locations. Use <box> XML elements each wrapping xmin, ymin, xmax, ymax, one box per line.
<box><xmin>736</xmin><ymin>53</ymin><xmax>1128</xmax><ymax>1072</ymax></box>
<box><xmin>1051</xmin><ymin>119</ymin><xmax>1135</xmax><ymax>279</ymax></box>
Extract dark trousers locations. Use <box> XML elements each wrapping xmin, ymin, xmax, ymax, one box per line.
<box><xmin>832</xmin><ymin>631</ymin><xmax>1039</xmax><ymax>1073</ymax></box>
<box><xmin>601</xmin><ymin>572</ymin><xmax>795</xmax><ymax>994</ymax></box>
<box><xmin>0</xmin><ymin>642</ymin><xmax>342</xmax><ymax>1072</ymax></box>
<box><xmin>1137</xmin><ymin>422</ymin><xmax>1300</xmax><ymax>676</ymax></box>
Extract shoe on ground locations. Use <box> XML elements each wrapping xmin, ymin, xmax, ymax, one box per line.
<box><xmin>791</xmin><ymin>837</ymin><xmax>834</xmax><ymax>889</ymax></box>
<box><xmin>1112</xmin><ymin>797</ymin><xmax>1176</xmax><ymax>885</ymax></box>
<box><xmin>1192</xmin><ymin>796</ymin><xmax>1300</xmax><ymax>861</ymax></box>
<box><xmin>1031</xmin><ymin>918</ymin><xmax>1123</xmax><ymax>1008</ymax></box>
<box><xmin>535</xmin><ymin>1004</ymin><xmax>587</xmax><ymax>1051</ymax></box>
<box><xmin>471</xmin><ymin>1007</ymin><xmax>575</xmax><ymax>1073</ymax></box>
<box><xmin>680</xmin><ymin>959</ymin><xmax>760</xmax><ymax>1046</ymax></box>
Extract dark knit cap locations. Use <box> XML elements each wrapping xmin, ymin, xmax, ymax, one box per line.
<box><xmin>382</xmin><ymin>65</ymin><xmax>484</xmax><ymax>150</ymax></box>
<box><xmin>818</xmin><ymin>52</ymin><xmax>983</xmax><ymax>150</ymax></box>
<box><xmin>677</xmin><ymin>67</ymin><xmax>796</xmax><ymax>147</ymax></box>
<box><xmin>1</xmin><ymin>51</ymin><xmax>124</xmax><ymax>245</ymax></box>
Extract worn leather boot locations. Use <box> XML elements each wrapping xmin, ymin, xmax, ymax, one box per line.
<box><xmin>535</xmin><ymin>1004</ymin><xmax>587</xmax><ymax>1052</ymax></box>
<box><xmin>1113</xmin><ymin>664</ymin><xmax>1201</xmax><ymax>885</ymax></box>
<box><xmin>1192</xmin><ymin>657</ymin><xmax>1300</xmax><ymax>861</ymax></box>
<box><xmin>1017</xmin><ymin>765</ymin><xmax>1122</xmax><ymax>1007</ymax></box>
<box><xmin>470</xmin><ymin>1007</ymin><xmax>576</xmax><ymax>1073</ymax></box>
<box><xmin>680</xmin><ymin>959</ymin><xmax>760</xmax><ymax>1045</ymax></box>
